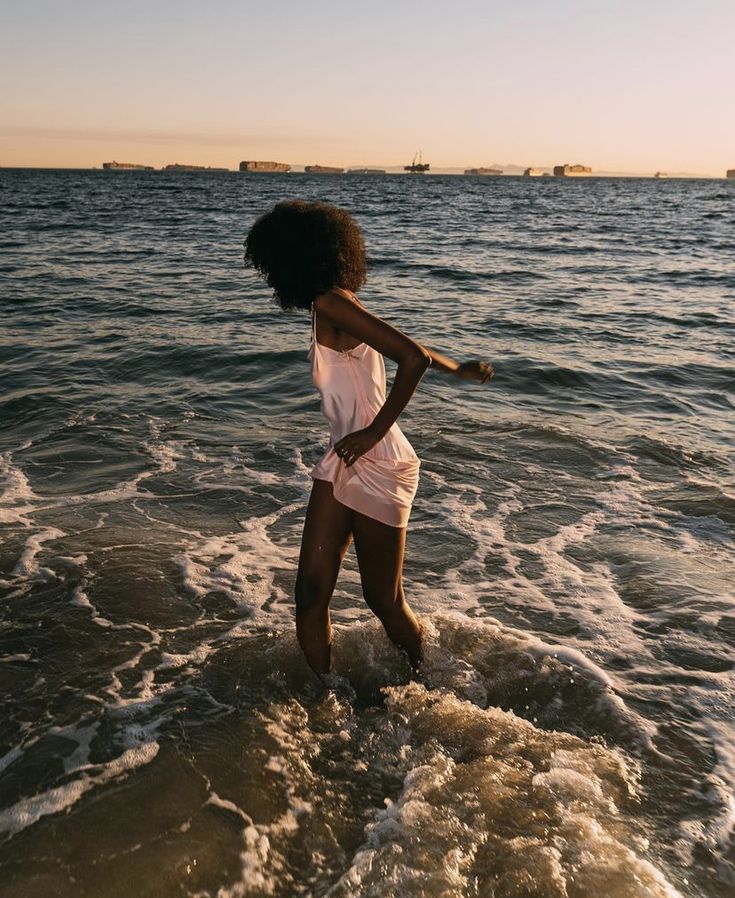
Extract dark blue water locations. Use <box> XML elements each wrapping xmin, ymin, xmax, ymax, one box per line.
<box><xmin>1</xmin><ymin>169</ymin><xmax>734</xmax><ymax>897</ymax></box>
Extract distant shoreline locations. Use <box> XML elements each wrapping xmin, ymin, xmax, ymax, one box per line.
<box><xmin>0</xmin><ymin>165</ymin><xmax>729</xmax><ymax>179</ymax></box>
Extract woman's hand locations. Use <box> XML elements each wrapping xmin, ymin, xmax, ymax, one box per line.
<box><xmin>333</xmin><ymin>425</ymin><xmax>382</xmax><ymax>467</ymax></box>
<box><xmin>455</xmin><ymin>360</ymin><xmax>494</xmax><ymax>383</ymax></box>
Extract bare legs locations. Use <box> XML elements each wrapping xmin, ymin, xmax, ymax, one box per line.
<box><xmin>295</xmin><ymin>479</ymin><xmax>423</xmax><ymax>675</ymax></box>
<box><xmin>351</xmin><ymin>509</ymin><xmax>423</xmax><ymax>670</ymax></box>
<box><xmin>295</xmin><ymin>479</ymin><xmax>353</xmax><ymax>674</ymax></box>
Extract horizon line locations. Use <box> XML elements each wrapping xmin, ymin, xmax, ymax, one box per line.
<box><xmin>0</xmin><ymin>163</ymin><xmax>730</xmax><ymax>179</ymax></box>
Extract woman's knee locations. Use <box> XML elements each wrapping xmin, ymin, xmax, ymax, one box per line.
<box><xmin>295</xmin><ymin>571</ymin><xmax>332</xmax><ymax>616</ymax></box>
<box><xmin>365</xmin><ymin>589</ymin><xmax>405</xmax><ymax>623</ymax></box>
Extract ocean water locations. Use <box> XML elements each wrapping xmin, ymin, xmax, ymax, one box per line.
<box><xmin>0</xmin><ymin>168</ymin><xmax>733</xmax><ymax>897</ymax></box>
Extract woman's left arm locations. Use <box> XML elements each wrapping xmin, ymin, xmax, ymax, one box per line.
<box><xmin>318</xmin><ymin>291</ymin><xmax>492</xmax><ymax>466</ymax></box>
<box><xmin>316</xmin><ymin>291</ymin><xmax>431</xmax><ymax>466</ymax></box>
<box><xmin>424</xmin><ymin>346</ymin><xmax>494</xmax><ymax>383</ymax></box>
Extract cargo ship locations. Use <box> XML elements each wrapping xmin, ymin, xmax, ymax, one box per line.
<box><xmin>347</xmin><ymin>168</ymin><xmax>386</xmax><ymax>174</ymax></box>
<box><xmin>553</xmin><ymin>163</ymin><xmax>593</xmax><ymax>177</ymax></box>
<box><xmin>102</xmin><ymin>161</ymin><xmax>154</xmax><ymax>171</ymax></box>
<box><xmin>240</xmin><ymin>160</ymin><xmax>290</xmax><ymax>173</ymax></box>
<box><xmin>404</xmin><ymin>151</ymin><xmax>430</xmax><ymax>173</ymax></box>
<box><xmin>523</xmin><ymin>167</ymin><xmax>544</xmax><ymax>177</ymax></box>
<box><xmin>727</xmin><ymin>169</ymin><xmax>735</xmax><ymax>179</ymax></box>
<box><xmin>304</xmin><ymin>165</ymin><xmax>344</xmax><ymax>174</ymax></box>
<box><xmin>464</xmin><ymin>167</ymin><xmax>502</xmax><ymax>176</ymax></box>
<box><xmin>164</xmin><ymin>163</ymin><xmax>229</xmax><ymax>172</ymax></box>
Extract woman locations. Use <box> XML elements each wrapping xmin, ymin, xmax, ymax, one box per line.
<box><xmin>244</xmin><ymin>200</ymin><xmax>492</xmax><ymax>681</ymax></box>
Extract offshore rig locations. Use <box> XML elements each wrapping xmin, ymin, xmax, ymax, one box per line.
<box><xmin>404</xmin><ymin>151</ymin><xmax>430</xmax><ymax>173</ymax></box>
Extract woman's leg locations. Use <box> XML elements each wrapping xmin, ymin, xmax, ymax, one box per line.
<box><xmin>295</xmin><ymin>479</ymin><xmax>353</xmax><ymax>675</ymax></box>
<box><xmin>351</xmin><ymin>511</ymin><xmax>423</xmax><ymax>669</ymax></box>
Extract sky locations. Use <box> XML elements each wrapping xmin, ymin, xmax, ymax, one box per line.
<box><xmin>1</xmin><ymin>0</ymin><xmax>733</xmax><ymax>175</ymax></box>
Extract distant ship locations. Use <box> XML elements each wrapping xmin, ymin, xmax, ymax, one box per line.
<box><xmin>164</xmin><ymin>164</ymin><xmax>229</xmax><ymax>172</ymax></box>
<box><xmin>240</xmin><ymin>160</ymin><xmax>290</xmax><ymax>173</ymax></box>
<box><xmin>347</xmin><ymin>168</ymin><xmax>386</xmax><ymax>174</ymax></box>
<box><xmin>523</xmin><ymin>167</ymin><xmax>544</xmax><ymax>177</ymax></box>
<box><xmin>654</xmin><ymin>171</ymin><xmax>668</xmax><ymax>179</ymax></box>
<box><xmin>404</xmin><ymin>152</ymin><xmax>430</xmax><ymax>174</ymax></box>
<box><xmin>102</xmin><ymin>161</ymin><xmax>154</xmax><ymax>171</ymax></box>
<box><xmin>464</xmin><ymin>167</ymin><xmax>502</xmax><ymax>176</ymax></box>
<box><xmin>553</xmin><ymin>163</ymin><xmax>593</xmax><ymax>177</ymax></box>
<box><xmin>727</xmin><ymin>169</ymin><xmax>735</xmax><ymax>179</ymax></box>
<box><xmin>304</xmin><ymin>165</ymin><xmax>344</xmax><ymax>174</ymax></box>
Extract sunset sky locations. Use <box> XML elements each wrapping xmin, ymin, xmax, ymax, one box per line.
<box><xmin>1</xmin><ymin>0</ymin><xmax>733</xmax><ymax>174</ymax></box>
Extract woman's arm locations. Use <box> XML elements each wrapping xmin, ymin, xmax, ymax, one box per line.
<box><xmin>424</xmin><ymin>346</ymin><xmax>460</xmax><ymax>374</ymax></box>
<box><xmin>315</xmin><ymin>290</ymin><xmax>430</xmax><ymax>466</ymax></box>
<box><xmin>316</xmin><ymin>290</ymin><xmax>493</xmax><ymax>466</ymax></box>
<box><xmin>424</xmin><ymin>346</ymin><xmax>494</xmax><ymax>383</ymax></box>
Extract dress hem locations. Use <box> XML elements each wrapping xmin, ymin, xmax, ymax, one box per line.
<box><xmin>310</xmin><ymin>473</ymin><xmax>410</xmax><ymax>529</ymax></box>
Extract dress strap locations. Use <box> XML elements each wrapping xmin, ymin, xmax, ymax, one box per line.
<box><xmin>310</xmin><ymin>303</ymin><xmax>318</xmax><ymax>355</ymax></box>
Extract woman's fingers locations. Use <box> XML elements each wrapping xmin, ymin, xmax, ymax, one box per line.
<box><xmin>334</xmin><ymin>440</ymin><xmax>358</xmax><ymax>466</ymax></box>
<box><xmin>480</xmin><ymin>362</ymin><xmax>493</xmax><ymax>383</ymax></box>
<box><xmin>334</xmin><ymin>427</ymin><xmax>378</xmax><ymax>466</ymax></box>
<box><xmin>458</xmin><ymin>360</ymin><xmax>493</xmax><ymax>383</ymax></box>
<box><xmin>339</xmin><ymin>449</ymin><xmax>357</xmax><ymax>466</ymax></box>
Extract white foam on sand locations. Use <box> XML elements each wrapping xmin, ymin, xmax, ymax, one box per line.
<box><xmin>418</xmin><ymin>612</ymin><xmax>656</xmax><ymax>749</ymax></box>
<box><xmin>674</xmin><ymin>717</ymin><xmax>735</xmax><ymax>886</ymax></box>
<box><xmin>3</xmin><ymin>426</ymin><xmax>730</xmax><ymax>893</ymax></box>
<box><xmin>11</xmin><ymin>526</ymin><xmax>66</xmax><ymax>580</ymax></box>
<box><xmin>0</xmin><ymin>745</ymin><xmax>27</xmax><ymax>776</ymax></box>
<box><xmin>143</xmin><ymin>418</ymin><xmax>189</xmax><ymax>475</ymax></box>
<box><xmin>210</xmin><ymin>616</ymin><xmax>682</xmax><ymax>898</ymax></box>
<box><xmin>0</xmin><ymin>449</ymin><xmax>40</xmax><ymax>525</ymax></box>
<box><xmin>205</xmin><ymin>756</ymin><xmax>311</xmax><ymax>898</ymax></box>
<box><xmin>0</xmin><ymin>739</ymin><xmax>159</xmax><ymax>836</ymax></box>
<box><xmin>421</xmin><ymin>470</ymin><xmax>654</xmax><ymax>656</ymax></box>
<box><xmin>326</xmin><ymin>683</ymin><xmax>682</xmax><ymax>898</ymax></box>
<box><xmin>173</xmin><ymin>502</ymin><xmax>303</xmax><ymax>614</ymax></box>
<box><xmin>70</xmin><ymin>584</ymin><xmax>115</xmax><ymax>628</ymax></box>
<box><xmin>0</xmin><ymin>415</ymin><xmax>195</xmax><ymax>562</ymax></box>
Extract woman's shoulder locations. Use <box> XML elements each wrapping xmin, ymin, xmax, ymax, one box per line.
<box><xmin>330</xmin><ymin>286</ymin><xmax>359</xmax><ymax>302</ymax></box>
<box><xmin>313</xmin><ymin>287</ymin><xmax>365</xmax><ymax>315</ymax></box>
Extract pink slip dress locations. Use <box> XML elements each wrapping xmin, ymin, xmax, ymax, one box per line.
<box><xmin>307</xmin><ymin>291</ymin><xmax>421</xmax><ymax>528</ymax></box>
